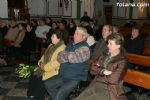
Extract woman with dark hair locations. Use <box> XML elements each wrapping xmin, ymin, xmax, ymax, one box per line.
<box><xmin>21</xmin><ymin>23</ymin><xmax>36</xmax><ymax>53</ymax></box>
<box><xmin>75</xmin><ymin>33</ymin><xmax>128</xmax><ymax>100</ymax></box>
<box><xmin>124</xmin><ymin>26</ymin><xmax>144</xmax><ymax>54</ymax></box>
<box><xmin>27</xmin><ymin>29</ymin><xmax>66</xmax><ymax>100</ymax></box>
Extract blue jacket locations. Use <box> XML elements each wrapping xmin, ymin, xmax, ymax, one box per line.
<box><xmin>59</xmin><ymin>41</ymin><xmax>91</xmax><ymax>81</ymax></box>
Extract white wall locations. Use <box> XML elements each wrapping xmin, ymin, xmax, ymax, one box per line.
<box><xmin>80</xmin><ymin>0</ymin><xmax>94</xmax><ymax>18</ymax></box>
<box><xmin>28</xmin><ymin>0</ymin><xmax>47</xmax><ymax>16</ymax></box>
<box><xmin>28</xmin><ymin>0</ymin><xmax>78</xmax><ymax>18</ymax></box>
<box><xmin>71</xmin><ymin>0</ymin><xmax>77</xmax><ymax>18</ymax></box>
<box><xmin>0</xmin><ymin>0</ymin><xmax>8</xmax><ymax>18</ymax></box>
<box><xmin>48</xmin><ymin>0</ymin><xmax>61</xmax><ymax>16</ymax></box>
<box><xmin>62</xmin><ymin>0</ymin><xmax>77</xmax><ymax>18</ymax></box>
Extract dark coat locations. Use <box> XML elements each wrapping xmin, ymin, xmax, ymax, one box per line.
<box><xmin>90</xmin><ymin>49</ymin><xmax>128</xmax><ymax>100</ymax></box>
<box><xmin>21</xmin><ymin>30</ymin><xmax>36</xmax><ymax>52</ymax></box>
<box><xmin>91</xmin><ymin>38</ymin><xmax>108</xmax><ymax>60</ymax></box>
<box><xmin>124</xmin><ymin>36</ymin><xmax>144</xmax><ymax>54</ymax></box>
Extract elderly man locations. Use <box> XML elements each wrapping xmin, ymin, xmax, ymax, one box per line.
<box><xmin>91</xmin><ymin>24</ymin><xmax>113</xmax><ymax>61</ymax></box>
<box><xmin>44</xmin><ymin>27</ymin><xmax>91</xmax><ymax>100</ymax></box>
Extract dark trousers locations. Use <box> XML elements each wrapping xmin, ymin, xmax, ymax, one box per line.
<box><xmin>9</xmin><ymin>46</ymin><xmax>23</xmax><ymax>61</ymax></box>
<box><xmin>27</xmin><ymin>74</ymin><xmax>46</xmax><ymax>100</ymax></box>
<box><xmin>44</xmin><ymin>75</ymin><xmax>79</xmax><ymax>100</ymax></box>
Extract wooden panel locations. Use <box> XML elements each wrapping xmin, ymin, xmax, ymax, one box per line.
<box><xmin>124</xmin><ymin>69</ymin><xmax>150</xmax><ymax>89</ymax></box>
<box><xmin>119</xmin><ymin>27</ymin><xmax>132</xmax><ymax>37</ymax></box>
<box><xmin>127</xmin><ymin>53</ymin><xmax>150</xmax><ymax>67</ymax></box>
<box><xmin>143</xmin><ymin>48</ymin><xmax>150</xmax><ymax>56</ymax></box>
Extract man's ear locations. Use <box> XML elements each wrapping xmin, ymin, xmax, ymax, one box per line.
<box><xmin>83</xmin><ymin>35</ymin><xmax>87</xmax><ymax>40</ymax></box>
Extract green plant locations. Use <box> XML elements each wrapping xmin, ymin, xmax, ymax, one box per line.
<box><xmin>15</xmin><ymin>64</ymin><xmax>41</xmax><ymax>79</ymax></box>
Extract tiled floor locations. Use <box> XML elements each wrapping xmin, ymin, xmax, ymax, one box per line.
<box><xmin>0</xmin><ymin>65</ymin><xmax>28</xmax><ymax>100</ymax></box>
<box><xmin>0</xmin><ymin>64</ymin><xmax>150</xmax><ymax>100</ymax></box>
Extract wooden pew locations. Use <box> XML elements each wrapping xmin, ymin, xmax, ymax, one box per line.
<box><xmin>124</xmin><ymin>69</ymin><xmax>150</xmax><ymax>89</ymax></box>
<box><xmin>140</xmin><ymin>26</ymin><xmax>150</xmax><ymax>36</ymax></box>
<box><xmin>119</xmin><ymin>27</ymin><xmax>132</xmax><ymax>38</ymax></box>
<box><xmin>143</xmin><ymin>48</ymin><xmax>150</xmax><ymax>56</ymax></box>
<box><xmin>124</xmin><ymin>53</ymin><xmax>150</xmax><ymax>89</ymax></box>
<box><xmin>126</xmin><ymin>53</ymin><xmax>150</xmax><ymax>67</ymax></box>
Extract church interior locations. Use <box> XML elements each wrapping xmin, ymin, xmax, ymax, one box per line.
<box><xmin>0</xmin><ymin>0</ymin><xmax>150</xmax><ymax>100</ymax></box>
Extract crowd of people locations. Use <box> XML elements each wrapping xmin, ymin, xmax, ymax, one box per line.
<box><xmin>0</xmin><ymin>15</ymin><xmax>149</xmax><ymax>100</ymax></box>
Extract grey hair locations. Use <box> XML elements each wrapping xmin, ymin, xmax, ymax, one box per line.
<box><xmin>76</xmin><ymin>26</ymin><xmax>89</xmax><ymax>37</ymax></box>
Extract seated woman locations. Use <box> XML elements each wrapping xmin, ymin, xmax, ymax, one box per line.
<box><xmin>27</xmin><ymin>29</ymin><xmax>66</xmax><ymax>100</ymax></box>
<box><xmin>75</xmin><ymin>33</ymin><xmax>128</xmax><ymax>100</ymax></box>
<box><xmin>9</xmin><ymin>23</ymin><xmax>36</xmax><ymax>63</ymax></box>
<box><xmin>21</xmin><ymin>23</ymin><xmax>37</xmax><ymax>54</ymax></box>
<box><xmin>8</xmin><ymin>23</ymin><xmax>26</xmax><ymax>63</ymax></box>
<box><xmin>4</xmin><ymin>19</ymin><xmax>19</xmax><ymax>43</ymax></box>
<box><xmin>124</xmin><ymin>26</ymin><xmax>144</xmax><ymax>54</ymax></box>
<box><xmin>124</xmin><ymin>26</ymin><xmax>144</xmax><ymax>68</ymax></box>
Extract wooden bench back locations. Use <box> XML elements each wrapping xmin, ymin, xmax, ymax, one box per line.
<box><xmin>143</xmin><ymin>48</ymin><xmax>150</xmax><ymax>56</ymax></box>
<box><xmin>124</xmin><ymin>53</ymin><xmax>150</xmax><ymax>89</ymax></box>
<box><xmin>126</xmin><ymin>53</ymin><xmax>150</xmax><ymax>67</ymax></box>
<box><xmin>140</xmin><ymin>26</ymin><xmax>150</xmax><ymax>36</ymax></box>
<box><xmin>124</xmin><ymin>69</ymin><xmax>150</xmax><ymax>89</ymax></box>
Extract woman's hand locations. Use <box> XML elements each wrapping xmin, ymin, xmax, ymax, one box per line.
<box><xmin>103</xmin><ymin>70</ymin><xmax>112</xmax><ymax>75</ymax></box>
<box><xmin>38</xmin><ymin>62</ymin><xmax>45</xmax><ymax>71</ymax></box>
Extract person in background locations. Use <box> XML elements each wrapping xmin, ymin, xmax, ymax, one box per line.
<box><xmin>30</xmin><ymin>19</ymin><xmax>38</xmax><ymax>31</ymax></box>
<box><xmin>75</xmin><ymin>33</ymin><xmax>128</xmax><ymax>100</ymax></box>
<box><xmin>35</xmin><ymin>19</ymin><xmax>51</xmax><ymax>39</ymax></box>
<box><xmin>91</xmin><ymin>24</ymin><xmax>113</xmax><ymax>61</ymax></box>
<box><xmin>80</xmin><ymin>15</ymin><xmax>93</xmax><ymax>36</ymax></box>
<box><xmin>124</xmin><ymin>26</ymin><xmax>144</xmax><ymax>54</ymax></box>
<box><xmin>21</xmin><ymin>23</ymin><xmax>37</xmax><ymax>55</ymax></box>
<box><xmin>44</xmin><ymin>27</ymin><xmax>91</xmax><ymax>100</ymax></box>
<box><xmin>42</xmin><ymin>21</ymin><xmax>59</xmax><ymax>49</ymax></box>
<box><xmin>46</xmin><ymin>17</ymin><xmax>53</xmax><ymax>27</ymax></box>
<box><xmin>0</xmin><ymin>20</ymin><xmax>8</xmax><ymax>51</ymax></box>
<box><xmin>4</xmin><ymin>19</ymin><xmax>19</xmax><ymax>45</ymax></box>
<box><xmin>113</xmin><ymin>25</ymin><xmax>119</xmax><ymax>33</ymax></box>
<box><xmin>124</xmin><ymin>26</ymin><xmax>144</xmax><ymax>69</ymax></box>
<box><xmin>0</xmin><ymin>20</ymin><xmax>8</xmax><ymax>38</ymax></box>
<box><xmin>68</xmin><ymin>19</ymin><xmax>76</xmax><ymax>37</ymax></box>
<box><xmin>8</xmin><ymin>23</ymin><xmax>26</xmax><ymax>63</ymax></box>
<box><xmin>58</xmin><ymin>20</ymin><xmax>69</xmax><ymax>44</ymax></box>
<box><xmin>92</xmin><ymin>21</ymin><xmax>102</xmax><ymax>41</ymax></box>
<box><xmin>27</xmin><ymin>29</ymin><xmax>66</xmax><ymax>100</ymax></box>
<box><xmin>86</xmin><ymin>31</ymin><xmax>96</xmax><ymax>53</ymax></box>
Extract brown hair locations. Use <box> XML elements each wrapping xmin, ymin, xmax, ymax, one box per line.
<box><xmin>51</xmin><ymin>29</ymin><xmax>62</xmax><ymax>39</ymax></box>
<box><xmin>107</xmin><ymin>33</ymin><xmax>124</xmax><ymax>48</ymax></box>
